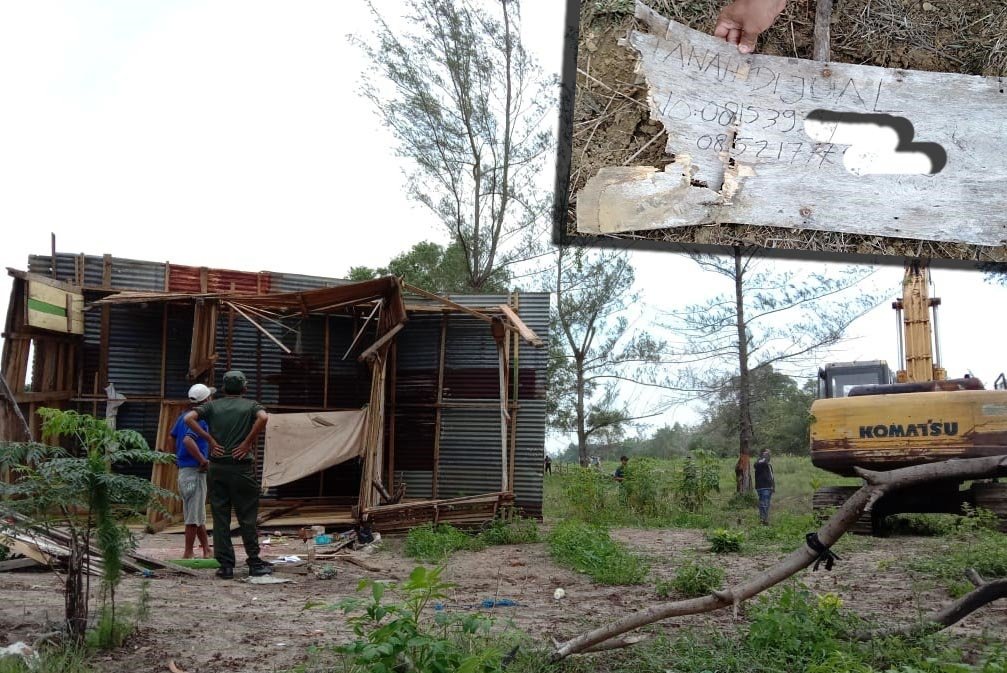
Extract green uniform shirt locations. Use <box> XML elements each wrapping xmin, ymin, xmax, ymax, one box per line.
<box><xmin>195</xmin><ymin>396</ymin><xmax>265</xmax><ymax>459</ymax></box>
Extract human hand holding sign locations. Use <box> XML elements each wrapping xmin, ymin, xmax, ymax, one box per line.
<box><xmin>714</xmin><ymin>0</ymin><xmax>787</xmax><ymax>53</ymax></box>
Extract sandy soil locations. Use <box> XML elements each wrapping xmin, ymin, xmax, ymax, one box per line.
<box><xmin>1</xmin><ymin>526</ymin><xmax>1005</xmax><ymax>672</ymax></box>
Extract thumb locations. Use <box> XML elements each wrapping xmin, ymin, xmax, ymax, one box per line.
<box><xmin>738</xmin><ymin>30</ymin><xmax>758</xmax><ymax>54</ymax></box>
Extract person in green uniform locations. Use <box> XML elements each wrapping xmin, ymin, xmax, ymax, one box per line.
<box><xmin>184</xmin><ymin>370</ymin><xmax>271</xmax><ymax>579</ymax></box>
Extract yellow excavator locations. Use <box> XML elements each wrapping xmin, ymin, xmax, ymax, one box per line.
<box><xmin>809</xmin><ymin>260</ymin><xmax>1007</xmax><ymax>534</ymax></box>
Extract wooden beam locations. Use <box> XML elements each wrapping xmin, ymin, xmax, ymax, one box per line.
<box><xmin>98</xmin><ymin>255</ymin><xmax>111</xmax><ymax>391</ymax></box>
<box><xmin>343</xmin><ymin>298</ymin><xmax>383</xmax><ymax>360</ymax></box>
<box><xmin>356</xmin><ymin>323</ymin><xmax>404</xmax><ymax>363</ymax></box>
<box><xmin>323</xmin><ymin>316</ymin><xmax>330</xmax><ymax>408</ymax></box>
<box><xmin>403</xmin><ymin>283</ymin><xmax>493</xmax><ymax>325</ymax></box>
<box><xmin>432</xmin><ymin>315</ymin><xmax>447</xmax><ymax>499</ymax></box>
<box><xmin>813</xmin><ymin>0</ymin><xmax>834</xmax><ymax>62</ymax></box>
<box><xmin>498</xmin><ymin>304</ymin><xmax>544</xmax><ymax>347</ymax></box>
<box><xmin>387</xmin><ymin>341</ymin><xmax>397</xmax><ymax>490</ymax></box>
<box><xmin>226</xmin><ymin>302</ymin><xmax>291</xmax><ymax>354</ymax></box>
<box><xmin>12</xmin><ymin>390</ymin><xmax>75</xmax><ymax>404</ymax></box>
<box><xmin>159</xmin><ymin>304</ymin><xmax>167</xmax><ymax>398</ymax></box>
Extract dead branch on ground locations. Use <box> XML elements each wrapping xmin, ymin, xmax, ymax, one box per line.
<box><xmin>550</xmin><ymin>455</ymin><xmax>1007</xmax><ymax>662</ymax></box>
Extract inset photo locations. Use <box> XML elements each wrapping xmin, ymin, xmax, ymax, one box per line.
<box><xmin>560</xmin><ymin>0</ymin><xmax>1007</xmax><ymax>260</ymax></box>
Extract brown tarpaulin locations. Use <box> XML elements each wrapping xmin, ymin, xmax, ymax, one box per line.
<box><xmin>261</xmin><ymin>410</ymin><xmax>368</xmax><ymax>488</ymax></box>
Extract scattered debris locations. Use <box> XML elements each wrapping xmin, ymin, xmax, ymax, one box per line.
<box><xmin>246</xmin><ymin>575</ymin><xmax>293</xmax><ymax>585</ymax></box>
<box><xmin>314</xmin><ymin>565</ymin><xmax>337</xmax><ymax>580</ymax></box>
<box><xmin>554</xmin><ymin>588</ymin><xmax>566</xmax><ymax>600</ymax></box>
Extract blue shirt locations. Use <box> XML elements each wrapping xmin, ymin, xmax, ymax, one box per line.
<box><xmin>171</xmin><ymin>413</ymin><xmax>209</xmax><ymax>468</ymax></box>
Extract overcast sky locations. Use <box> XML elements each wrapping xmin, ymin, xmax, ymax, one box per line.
<box><xmin>2</xmin><ymin>1</ymin><xmax>1005</xmax><ymax>451</ymax></box>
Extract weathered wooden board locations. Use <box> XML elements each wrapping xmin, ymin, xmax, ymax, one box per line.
<box><xmin>25</xmin><ymin>274</ymin><xmax>84</xmax><ymax>335</ymax></box>
<box><xmin>576</xmin><ymin>1</ymin><xmax>1007</xmax><ymax>247</ymax></box>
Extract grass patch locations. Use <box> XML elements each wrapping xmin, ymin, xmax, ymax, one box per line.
<box><xmin>707</xmin><ymin>528</ymin><xmax>743</xmax><ymax>553</ymax></box>
<box><xmin>548</xmin><ymin>520</ymin><xmax>648</xmax><ymax>585</ymax></box>
<box><xmin>405</xmin><ymin>523</ymin><xmax>486</xmax><ymax>562</ymax></box>
<box><xmin>905</xmin><ymin>533</ymin><xmax>1007</xmax><ymax>597</ymax></box>
<box><xmin>405</xmin><ymin>517</ymin><xmax>541</xmax><ymax>563</ymax></box>
<box><xmin>667</xmin><ymin>560</ymin><xmax>724</xmax><ymax>597</ymax></box>
<box><xmin>0</xmin><ymin>645</ymin><xmax>94</xmax><ymax>673</ymax></box>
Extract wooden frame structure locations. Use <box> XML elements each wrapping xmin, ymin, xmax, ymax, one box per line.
<box><xmin>2</xmin><ymin>255</ymin><xmax>547</xmax><ymax>533</ymax></box>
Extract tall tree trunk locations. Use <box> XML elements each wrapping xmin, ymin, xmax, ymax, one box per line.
<box><xmin>734</xmin><ymin>247</ymin><xmax>754</xmax><ymax>493</ymax></box>
<box><xmin>576</xmin><ymin>353</ymin><xmax>588</xmax><ymax>467</ymax></box>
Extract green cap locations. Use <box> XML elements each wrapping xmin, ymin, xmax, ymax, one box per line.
<box><xmin>222</xmin><ymin>370</ymin><xmax>247</xmax><ymax>394</ymax></box>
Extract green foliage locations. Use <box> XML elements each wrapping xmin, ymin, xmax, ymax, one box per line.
<box><xmin>330</xmin><ymin>566</ymin><xmax>502</xmax><ymax>673</ymax></box>
<box><xmin>405</xmin><ymin>524</ymin><xmax>486</xmax><ymax>563</ymax></box>
<box><xmin>746</xmin><ymin>584</ymin><xmax>855</xmax><ymax>667</ymax></box>
<box><xmin>727</xmin><ymin>490</ymin><xmax>758</xmax><ymax>510</ymax></box>
<box><xmin>0</xmin><ymin>544</ymin><xmax>9</xmax><ymax>562</ymax></box>
<box><xmin>707</xmin><ymin>528</ymin><xmax>744</xmax><ymax>553</ymax></box>
<box><xmin>906</xmin><ymin>533</ymin><xmax>1007</xmax><ymax>596</ymax></box>
<box><xmin>0</xmin><ymin>645</ymin><xmax>93</xmax><ymax>673</ymax></box>
<box><xmin>0</xmin><ymin>408</ymin><xmax>174</xmax><ymax>642</ymax></box>
<box><xmin>619</xmin><ymin>458</ymin><xmax>671</xmax><ymax>517</ymax></box>
<box><xmin>673</xmin><ymin>450</ymin><xmax>720</xmax><ymax>512</ymax></box>
<box><xmin>889</xmin><ymin>506</ymin><xmax>1000</xmax><ymax>538</ymax></box>
<box><xmin>478</xmin><ymin>516</ymin><xmax>539</xmax><ymax>546</ymax></box>
<box><xmin>347</xmin><ymin>240</ymin><xmax>511</xmax><ymax>294</ymax></box>
<box><xmin>558</xmin><ymin>467</ymin><xmax>616</xmax><ymax>523</ymax></box>
<box><xmin>669</xmin><ymin>560</ymin><xmax>724</xmax><ymax>597</ymax></box>
<box><xmin>404</xmin><ymin>517</ymin><xmax>540</xmax><ymax>563</ymax></box>
<box><xmin>548</xmin><ymin>520</ymin><xmax>648</xmax><ymax>585</ymax></box>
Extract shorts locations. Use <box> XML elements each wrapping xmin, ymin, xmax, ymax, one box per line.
<box><xmin>178</xmin><ymin>467</ymin><xmax>207</xmax><ymax>526</ymax></box>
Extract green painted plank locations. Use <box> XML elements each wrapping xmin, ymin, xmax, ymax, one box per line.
<box><xmin>27</xmin><ymin>298</ymin><xmax>67</xmax><ymax>317</ymax></box>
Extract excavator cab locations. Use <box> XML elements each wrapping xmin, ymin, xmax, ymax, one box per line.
<box><xmin>817</xmin><ymin>361</ymin><xmax>892</xmax><ymax>399</ymax></box>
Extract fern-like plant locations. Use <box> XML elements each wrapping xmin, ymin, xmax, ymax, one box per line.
<box><xmin>0</xmin><ymin>408</ymin><xmax>174</xmax><ymax>643</ymax></box>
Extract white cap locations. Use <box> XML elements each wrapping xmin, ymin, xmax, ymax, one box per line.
<box><xmin>188</xmin><ymin>383</ymin><xmax>215</xmax><ymax>403</ymax></box>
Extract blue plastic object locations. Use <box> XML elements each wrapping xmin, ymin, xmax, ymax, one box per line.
<box><xmin>315</xmin><ymin>534</ymin><xmax>333</xmax><ymax>545</ymax></box>
<box><xmin>480</xmin><ymin>598</ymin><xmax>518</xmax><ymax>608</ymax></box>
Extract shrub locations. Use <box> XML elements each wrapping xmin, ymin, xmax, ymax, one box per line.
<box><xmin>330</xmin><ymin>566</ymin><xmax>502</xmax><ymax>673</ymax></box>
<box><xmin>559</xmin><ymin>467</ymin><xmax>616</xmax><ymax>523</ymax></box>
<box><xmin>726</xmin><ymin>491</ymin><xmax>757</xmax><ymax>510</ymax></box>
<box><xmin>707</xmin><ymin>528</ymin><xmax>744</xmax><ymax>553</ymax></box>
<box><xmin>405</xmin><ymin>524</ymin><xmax>485</xmax><ymax>563</ymax></box>
<box><xmin>670</xmin><ymin>560</ymin><xmax>724</xmax><ymax>597</ymax></box>
<box><xmin>746</xmin><ymin>583</ymin><xmax>856</xmax><ymax>668</ymax></box>
<box><xmin>619</xmin><ymin>457</ymin><xmax>671</xmax><ymax>517</ymax></box>
<box><xmin>906</xmin><ymin>533</ymin><xmax>1007</xmax><ymax>596</ymax></box>
<box><xmin>478</xmin><ymin>515</ymin><xmax>539</xmax><ymax>546</ymax></box>
<box><xmin>674</xmin><ymin>450</ymin><xmax>720</xmax><ymax>512</ymax></box>
<box><xmin>548</xmin><ymin>520</ymin><xmax>649</xmax><ymax>585</ymax></box>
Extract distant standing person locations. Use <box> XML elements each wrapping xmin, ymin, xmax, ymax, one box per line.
<box><xmin>754</xmin><ymin>449</ymin><xmax>776</xmax><ymax>525</ymax></box>
<box><xmin>544</xmin><ymin>455</ymin><xmax>552</xmax><ymax>475</ymax></box>
<box><xmin>613</xmin><ymin>455</ymin><xmax>629</xmax><ymax>482</ymax></box>
<box><xmin>185</xmin><ymin>370</ymin><xmax>271</xmax><ymax>579</ymax></box>
<box><xmin>171</xmin><ymin>383</ymin><xmax>214</xmax><ymax>559</ymax></box>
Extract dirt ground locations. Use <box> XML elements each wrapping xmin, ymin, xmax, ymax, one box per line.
<box><xmin>567</xmin><ymin>0</ymin><xmax>1007</xmax><ymax>261</ymax></box>
<box><xmin>1</xmin><ymin>527</ymin><xmax>1005</xmax><ymax>672</ymax></box>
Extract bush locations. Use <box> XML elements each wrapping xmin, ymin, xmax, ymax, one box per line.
<box><xmin>548</xmin><ymin>520</ymin><xmax>648</xmax><ymax>585</ymax></box>
<box><xmin>707</xmin><ymin>528</ymin><xmax>744</xmax><ymax>553</ymax></box>
<box><xmin>726</xmin><ymin>491</ymin><xmax>758</xmax><ymax>510</ymax></box>
<box><xmin>674</xmin><ymin>451</ymin><xmax>720</xmax><ymax>512</ymax></box>
<box><xmin>559</xmin><ymin>467</ymin><xmax>616</xmax><ymax>522</ymax></box>
<box><xmin>478</xmin><ymin>516</ymin><xmax>539</xmax><ymax>546</ymax></box>
<box><xmin>670</xmin><ymin>560</ymin><xmax>724</xmax><ymax>597</ymax></box>
<box><xmin>330</xmin><ymin>566</ymin><xmax>502</xmax><ymax>673</ymax></box>
<box><xmin>619</xmin><ymin>457</ymin><xmax>671</xmax><ymax>517</ymax></box>
<box><xmin>405</xmin><ymin>524</ymin><xmax>485</xmax><ymax>563</ymax></box>
<box><xmin>746</xmin><ymin>584</ymin><xmax>856</xmax><ymax>668</ymax></box>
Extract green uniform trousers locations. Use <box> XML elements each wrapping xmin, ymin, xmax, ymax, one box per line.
<box><xmin>208</xmin><ymin>461</ymin><xmax>261</xmax><ymax>568</ymax></box>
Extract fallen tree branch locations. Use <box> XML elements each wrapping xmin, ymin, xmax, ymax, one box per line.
<box><xmin>550</xmin><ymin>456</ymin><xmax>1007</xmax><ymax>661</ymax></box>
<box><xmin>855</xmin><ymin>576</ymin><xmax>1007</xmax><ymax>640</ymax></box>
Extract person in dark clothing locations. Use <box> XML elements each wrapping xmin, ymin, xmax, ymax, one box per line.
<box><xmin>185</xmin><ymin>370</ymin><xmax>270</xmax><ymax>579</ymax></box>
<box><xmin>754</xmin><ymin>449</ymin><xmax>775</xmax><ymax>525</ymax></box>
<box><xmin>613</xmin><ymin>455</ymin><xmax>629</xmax><ymax>482</ymax></box>
<box><xmin>544</xmin><ymin>455</ymin><xmax>552</xmax><ymax>475</ymax></box>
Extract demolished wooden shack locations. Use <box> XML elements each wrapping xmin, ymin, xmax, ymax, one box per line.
<box><xmin>1</xmin><ymin>252</ymin><xmax>548</xmax><ymax>534</ymax></box>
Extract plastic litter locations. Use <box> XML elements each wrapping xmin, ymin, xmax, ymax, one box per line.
<box><xmin>246</xmin><ymin>575</ymin><xmax>293</xmax><ymax>584</ymax></box>
<box><xmin>553</xmin><ymin>588</ymin><xmax>566</xmax><ymax>600</ymax></box>
<box><xmin>480</xmin><ymin>598</ymin><xmax>518</xmax><ymax>608</ymax></box>
<box><xmin>314</xmin><ymin>534</ymin><xmax>333</xmax><ymax>545</ymax></box>
<box><xmin>0</xmin><ymin>642</ymin><xmax>34</xmax><ymax>659</ymax></box>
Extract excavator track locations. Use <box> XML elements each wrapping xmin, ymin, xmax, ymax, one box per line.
<box><xmin>812</xmin><ymin>485</ymin><xmax>875</xmax><ymax>535</ymax></box>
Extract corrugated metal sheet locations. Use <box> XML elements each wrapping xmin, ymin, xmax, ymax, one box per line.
<box><xmin>215</xmin><ymin>311</ymin><xmax>280</xmax><ymax>404</ymax></box>
<box><xmin>435</xmin><ymin>399</ymin><xmax>545</xmax><ymax>516</ymax></box>
<box><xmin>108</xmin><ymin>304</ymin><xmax>162</xmax><ymax>397</ymax></box>
<box><xmin>163</xmin><ymin>304</ymin><xmax>194</xmax><ymax>399</ymax></box>
<box><xmin>270</xmin><ymin>271</ymin><xmax>351</xmax><ymax>293</ymax></box>
<box><xmin>395</xmin><ymin>470</ymin><xmax>433</xmax><ymax>499</ymax></box>
<box><xmin>107</xmin><ymin>257</ymin><xmax>165</xmax><ymax>291</ymax></box>
<box><xmin>168</xmin><ymin>264</ymin><xmax>269</xmax><ymax>294</ymax></box>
